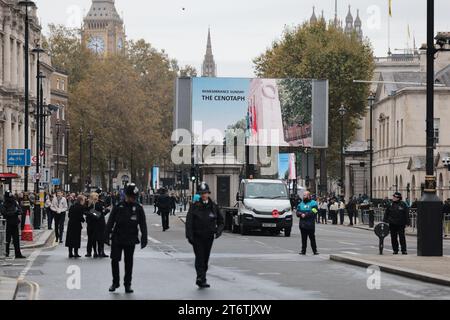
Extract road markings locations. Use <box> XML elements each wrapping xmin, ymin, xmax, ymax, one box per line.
<box><xmin>339</xmin><ymin>241</ymin><xmax>356</xmax><ymax>246</ymax></box>
<box><xmin>148</xmin><ymin>236</ymin><xmax>162</xmax><ymax>244</ymax></box>
<box><xmin>341</xmin><ymin>251</ymin><xmax>360</xmax><ymax>256</ymax></box>
<box><xmin>18</xmin><ymin>249</ymin><xmax>42</xmax><ymax>282</ymax></box>
<box><xmin>257</xmin><ymin>273</ymin><xmax>281</xmax><ymax>276</ymax></box>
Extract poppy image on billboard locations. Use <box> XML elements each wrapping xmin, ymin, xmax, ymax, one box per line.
<box><xmin>191</xmin><ymin>77</ymin><xmax>323</xmax><ymax>147</ymax></box>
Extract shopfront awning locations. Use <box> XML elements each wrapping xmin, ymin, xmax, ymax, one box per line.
<box><xmin>0</xmin><ymin>173</ymin><xmax>20</xmax><ymax>179</ymax></box>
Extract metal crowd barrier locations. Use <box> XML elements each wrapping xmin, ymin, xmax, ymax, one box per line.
<box><xmin>357</xmin><ymin>207</ymin><xmax>449</xmax><ymax>238</ymax></box>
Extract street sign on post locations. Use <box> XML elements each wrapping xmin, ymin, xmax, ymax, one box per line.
<box><xmin>52</xmin><ymin>178</ymin><xmax>61</xmax><ymax>186</ymax></box>
<box><xmin>7</xmin><ymin>149</ymin><xmax>31</xmax><ymax>167</ymax></box>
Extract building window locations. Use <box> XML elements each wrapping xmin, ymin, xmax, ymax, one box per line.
<box><xmin>61</xmin><ymin>135</ymin><xmax>65</xmax><ymax>156</ymax></box>
<box><xmin>61</xmin><ymin>80</ymin><xmax>65</xmax><ymax>91</ymax></box>
<box><xmin>61</xmin><ymin>106</ymin><xmax>65</xmax><ymax>121</ymax></box>
<box><xmin>396</xmin><ymin>120</ymin><xmax>399</xmax><ymax>147</ymax></box>
<box><xmin>434</xmin><ymin>118</ymin><xmax>440</xmax><ymax>145</ymax></box>
<box><xmin>56</xmin><ymin>79</ymin><xmax>60</xmax><ymax>90</ymax></box>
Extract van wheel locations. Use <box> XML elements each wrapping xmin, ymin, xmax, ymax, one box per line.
<box><xmin>240</xmin><ymin>223</ymin><xmax>248</xmax><ymax>236</ymax></box>
<box><xmin>285</xmin><ymin>228</ymin><xmax>292</xmax><ymax>237</ymax></box>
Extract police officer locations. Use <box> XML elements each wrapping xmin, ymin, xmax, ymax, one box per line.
<box><xmin>297</xmin><ymin>191</ymin><xmax>319</xmax><ymax>256</ymax></box>
<box><xmin>186</xmin><ymin>182</ymin><xmax>224</xmax><ymax>288</ymax></box>
<box><xmin>157</xmin><ymin>188</ymin><xmax>172</xmax><ymax>231</ymax></box>
<box><xmin>105</xmin><ymin>183</ymin><xmax>148</xmax><ymax>293</ymax></box>
<box><xmin>0</xmin><ymin>191</ymin><xmax>26</xmax><ymax>259</ymax></box>
<box><xmin>384</xmin><ymin>192</ymin><xmax>410</xmax><ymax>255</ymax></box>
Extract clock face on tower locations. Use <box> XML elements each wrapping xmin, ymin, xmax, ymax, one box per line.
<box><xmin>87</xmin><ymin>36</ymin><xmax>105</xmax><ymax>54</ymax></box>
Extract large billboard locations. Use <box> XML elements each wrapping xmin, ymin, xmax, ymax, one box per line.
<box><xmin>175</xmin><ymin>77</ymin><xmax>328</xmax><ymax>148</ymax></box>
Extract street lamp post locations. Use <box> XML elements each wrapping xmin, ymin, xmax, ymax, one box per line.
<box><xmin>79</xmin><ymin>128</ymin><xmax>83</xmax><ymax>193</ymax></box>
<box><xmin>368</xmin><ymin>94</ymin><xmax>375</xmax><ymax>203</ymax></box>
<box><xmin>66</xmin><ymin>123</ymin><xmax>70</xmax><ymax>192</ymax></box>
<box><xmin>417</xmin><ymin>0</ymin><xmax>445</xmax><ymax>257</ymax></box>
<box><xmin>88</xmin><ymin>130</ymin><xmax>93</xmax><ymax>191</ymax></box>
<box><xmin>18</xmin><ymin>0</ymin><xmax>36</xmax><ymax>193</ymax></box>
<box><xmin>339</xmin><ymin>104</ymin><xmax>347</xmax><ymax>197</ymax></box>
<box><xmin>55</xmin><ymin>120</ymin><xmax>61</xmax><ymax>190</ymax></box>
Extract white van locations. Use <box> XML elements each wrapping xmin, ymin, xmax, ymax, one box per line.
<box><xmin>233</xmin><ymin>179</ymin><xmax>293</xmax><ymax>237</ymax></box>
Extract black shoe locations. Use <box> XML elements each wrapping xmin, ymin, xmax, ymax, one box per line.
<box><xmin>314</xmin><ymin>252</ymin><xmax>320</xmax><ymax>256</ymax></box>
<box><xmin>125</xmin><ymin>285</ymin><xmax>134</xmax><ymax>294</ymax></box>
<box><xmin>299</xmin><ymin>252</ymin><xmax>306</xmax><ymax>255</ymax></box>
<box><xmin>93</xmin><ymin>253</ymin><xmax>99</xmax><ymax>258</ymax></box>
<box><xmin>100</xmin><ymin>253</ymin><xmax>109</xmax><ymax>258</ymax></box>
<box><xmin>69</xmin><ymin>254</ymin><xmax>74</xmax><ymax>259</ymax></box>
<box><xmin>393</xmin><ymin>252</ymin><xmax>399</xmax><ymax>255</ymax></box>
<box><xmin>402</xmin><ymin>252</ymin><xmax>408</xmax><ymax>255</ymax></box>
<box><xmin>197</xmin><ymin>281</ymin><xmax>210</xmax><ymax>289</ymax></box>
<box><xmin>109</xmin><ymin>284</ymin><xmax>120</xmax><ymax>292</ymax></box>
<box><xmin>85</xmin><ymin>254</ymin><xmax>92</xmax><ymax>258</ymax></box>
<box><xmin>74</xmin><ymin>254</ymin><xmax>82</xmax><ymax>258</ymax></box>
<box><xmin>15</xmin><ymin>255</ymin><xmax>27</xmax><ymax>259</ymax></box>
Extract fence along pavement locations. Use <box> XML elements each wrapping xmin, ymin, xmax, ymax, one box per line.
<box><xmin>357</xmin><ymin>208</ymin><xmax>449</xmax><ymax>237</ymax></box>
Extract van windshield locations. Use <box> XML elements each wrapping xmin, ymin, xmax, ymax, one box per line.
<box><xmin>245</xmin><ymin>183</ymin><xmax>289</xmax><ymax>200</ymax></box>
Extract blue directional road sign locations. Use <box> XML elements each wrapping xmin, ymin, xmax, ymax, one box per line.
<box><xmin>7</xmin><ymin>149</ymin><xmax>31</xmax><ymax>167</ymax></box>
<box><xmin>52</xmin><ymin>178</ymin><xmax>61</xmax><ymax>186</ymax></box>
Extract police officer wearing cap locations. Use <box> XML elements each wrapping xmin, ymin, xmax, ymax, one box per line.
<box><xmin>185</xmin><ymin>182</ymin><xmax>224</xmax><ymax>288</ymax></box>
<box><xmin>105</xmin><ymin>183</ymin><xmax>148</xmax><ymax>293</ymax></box>
<box><xmin>383</xmin><ymin>192</ymin><xmax>410</xmax><ymax>255</ymax></box>
<box><xmin>0</xmin><ymin>191</ymin><xmax>26</xmax><ymax>259</ymax></box>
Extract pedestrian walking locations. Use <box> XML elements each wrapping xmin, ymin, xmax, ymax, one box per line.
<box><xmin>339</xmin><ymin>198</ymin><xmax>346</xmax><ymax>225</ymax></box>
<box><xmin>0</xmin><ymin>191</ymin><xmax>26</xmax><ymax>259</ymax></box>
<box><xmin>66</xmin><ymin>195</ymin><xmax>86</xmax><ymax>258</ymax></box>
<box><xmin>170</xmin><ymin>193</ymin><xmax>177</xmax><ymax>216</ymax></box>
<box><xmin>157</xmin><ymin>188</ymin><xmax>172</xmax><ymax>231</ymax></box>
<box><xmin>297</xmin><ymin>191</ymin><xmax>319</xmax><ymax>256</ymax></box>
<box><xmin>319</xmin><ymin>199</ymin><xmax>328</xmax><ymax>224</ymax></box>
<box><xmin>329</xmin><ymin>199</ymin><xmax>339</xmax><ymax>225</ymax></box>
<box><xmin>105</xmin><ymin>183</ymin><xmax>148</xmax><ymax>294</ymax></box>
<box><xmin>186</xmin><ymin>183</ymin><xmax>224</xmax><ymax>288</ymax></box>
<box><xmin>347</xmin><ymin>197</ymin><xmax>357</xmax><ymax>226</ymax></box>
<box><xmin>45</xmin><ymin>194</ymin><xmax>53</xmax><ymax>230</ymax></box>
<box><xmin>383</xmin><ymin>192</ymin><xmax>410</xmax><ymax>255</ymax></box>
<box><xmin>51</xmin><ymin>191</ymin><xmax>68</xmax><ymax>244</ymax></box>
<box><xmin>86</xmin><ymin>192</ymin><xmax>110</xmax><ymax>258</ymax></box>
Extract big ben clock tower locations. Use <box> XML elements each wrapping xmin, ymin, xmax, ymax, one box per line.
<box><xmin>82</xmin><ymin>0</ymin><xmax>125</xmax><ymax>55</ymax></box>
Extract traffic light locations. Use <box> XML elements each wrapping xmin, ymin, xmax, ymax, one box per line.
<box><xmin>190</xmin><ymin>167</ymin><xmax>196</xmax><ymax>182</ymax></box>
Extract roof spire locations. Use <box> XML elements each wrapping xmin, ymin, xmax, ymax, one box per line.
<box><xmin>202</xmin><ymin>27</ymin><xmax>217</xmax><ymax>77</ymax></box>
<box><xmin>310</xmin><ymin>6</ymin><xmax>317</xmax><ymax>24</ymax></box>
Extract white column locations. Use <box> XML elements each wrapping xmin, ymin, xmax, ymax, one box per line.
<box><xmin>4</xmin><ymin>109</ymin><xmax>12</xmax><ymax>157</ymax></box>
<box><xmin>11</xmin><ymin>38</ymin><xmax>17</xmax><ymax>88</ymax></box>
<box><xmin>3</xmin><ymin>25</ymin><xmax>11</xmax><ymax>87</ymax></box>
<box><xmin>0</xmin><ymin>35</ymin><xmax>3</xmax><ymax>86</ymax></box>
<box><xmin>14</xmin><ymin>117</ymin><xmax>20</xmax><ymax>149</ymax></box>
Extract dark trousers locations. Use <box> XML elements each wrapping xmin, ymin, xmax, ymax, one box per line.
<box><xmin>46</xmin><ymin>209</ymin><xmax>54</xmax><ymax>229</ymax></box>
<box><xmin>339</xmin><ymin>209</ymin><xmax>345</xmax><ymax>225</ymax></box>
<box><xmin>54</xmin><ymin>213</ymin><xmax>66</xmax><ymax>242</ymax></box>
<box><xmin>161</xmin><ymin>211</ymin><xmax>170</xmax><ymax>230</ymax></box>
<box><xmin>319</xmin><ymin>209</ymin><xmax>327</xmax><ymax>224</ymax></box>
<box><xmin>330</xmin><ymin>211</ymin><xmax>338</xmax><ymax>225</ymax></box>
<box><xmin>348</xmin><ymin>212</ymin><xmax>354</xmax><ymax>225</ymax></box>
<box><xmin>300</xmin><ymin>228</ymin><xmax>317</xmax><ymax>254</ymax></box>
<box><xmin>21</xmin><ymin>211</ymin><xmax>26</xmax><ymax>230</ymax></box>
<box><xmin>5</xmin><ymin>223</ymin><xmax>22</xmax><ymax>257</ymax></box>
<box><xmin>389</xmin><ymin>224</ymin><xmax>407</xmax><ymax>253</ymax></box>
<box><xmin>86</xmin><ymin>225</ymin><xmax>97</xmax><ymax>255</ymax></box>
<box><xmin>111</xmin><ymin>243</ymin><xmax>135</xmax><ymax>286</ymax></box>
<box><xmin>192</xmin><ymin>235</ymin><xmax>214</xmax><ymax>281</ymax></box>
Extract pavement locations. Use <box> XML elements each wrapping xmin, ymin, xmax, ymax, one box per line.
<box><xmin>331</xmin><ymin>254</ymin><xmax>450</xmax><ymax>287</ymax></box>
<box><xmin>2</xmin><ymin>206</ymin><xmax>450</xmax><ymax>300</ymax></box>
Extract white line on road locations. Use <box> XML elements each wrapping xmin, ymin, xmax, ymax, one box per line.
<box><xmin>257</xmin><ymin>273</ymin><xmax>281</xmax><ymax>276</ymax></box>
<box><xmin>339</xmin><ymin>241</ymin><xmax>356</xmax><ymax>246</ymax></box>
<box><xmin>341</xmin><ymin>251</ymin><xmax>361</xmax><ymax>256</ymax></box>
<box><xmin>148</xmin><ymin>236</ymin><xmax>162</xmax><ymax>244</ymax></box>
<box><xmin>18</xmin><ymin>249</ymin><xmax>42</xmax><ymax>282</ymax></box>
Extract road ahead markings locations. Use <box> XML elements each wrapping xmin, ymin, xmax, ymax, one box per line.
<box><xmin>339</xmin><ymin>241</ymin><xmax>356</xmax><ymax>246</ymax></box>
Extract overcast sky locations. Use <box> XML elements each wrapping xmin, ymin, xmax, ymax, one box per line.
<box><xmin>35</xmin><ymin>0</ymin><xmax>450</xmax><ymax>77</ymax></box>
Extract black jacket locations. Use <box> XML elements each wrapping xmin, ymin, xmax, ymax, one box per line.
<box><xmin>186</xmin><ymin>199</ymin><xmax>224</xmax><ymax>240</ymax></box>
<box><xmin>66</xmin><ymin>203</ymin><xmax>86</xmax><ymax>248</ymax></box>
<box><xmin>157</xmin><ymin>194</ymin><xmax>172</xmax><ymax>213</ymax></box>
<box><xmin>106</xmin><ymin>201</ymin><xmax>148</xmax><ymax>246</ymax></box>
<box><xmin>0</xmin><ymin>198</ymin><xmax>22</xmax><ymax>225</ymax></box>
<box><xmin>384</xmin><ymin>201</ymin><xmax>410</xmax><ymax>226</ymax></box>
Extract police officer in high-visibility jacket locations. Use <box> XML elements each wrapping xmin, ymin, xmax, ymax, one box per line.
<box><xmin>297</xmin><ymin>191</ymin><xmax>319</xmax><ymax>255</ymax></box>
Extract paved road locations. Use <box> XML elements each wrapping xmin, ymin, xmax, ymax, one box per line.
<box><xmin>6</xmin><ymin>206</ymin><xmax>450</xmax><ymax>300</ymax></box>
